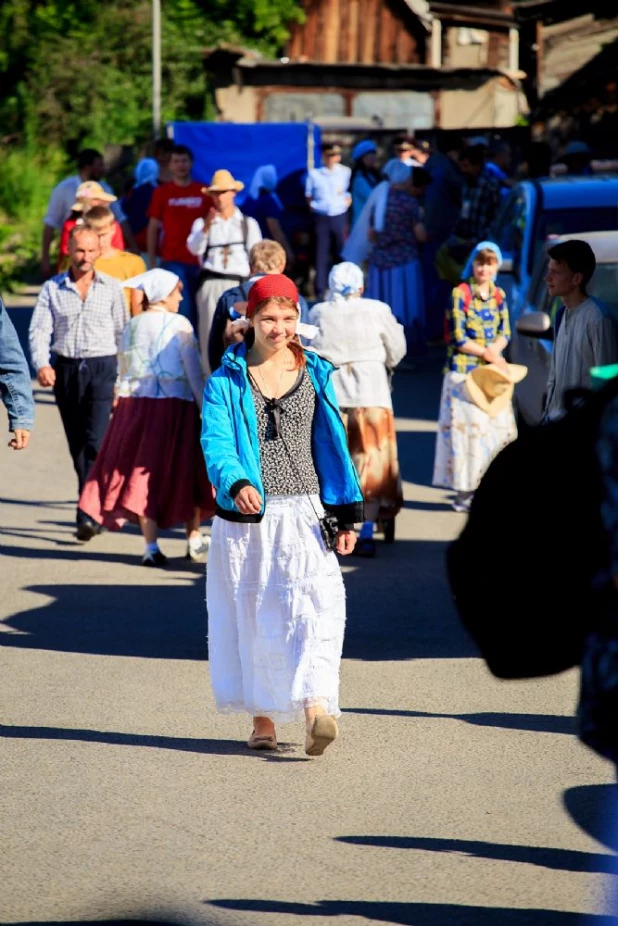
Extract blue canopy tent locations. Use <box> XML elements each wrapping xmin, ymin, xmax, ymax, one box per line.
<box><xmin>167</xmin><ymin>121</ymin><xmax>321</xmax><ymax>210</ymax></box>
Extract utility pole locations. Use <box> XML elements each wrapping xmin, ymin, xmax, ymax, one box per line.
<box><xmin>152</xmin><ymin>0</ymin><xmax>161</xmax><ymax>138</ymax></box>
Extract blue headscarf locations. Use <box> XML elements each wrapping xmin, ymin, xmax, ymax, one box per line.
<box><xmin>134</xmin><ymin>158</ymin><xmax>159</xmax><ymax>188</ymax></box>
<box><xmin>461</xmin><ymin>240</ymin><xmax>503</xmax><ymax>282</ymax></box>
<box><xmin>352</xmin><ymin>139</ymin><xmax>377</xmax><ymax>162</ymax></box>
<box><xmin>249</xmin><ymin>164</ymin><xmax>283</xmax><ymax>211</ymax></box>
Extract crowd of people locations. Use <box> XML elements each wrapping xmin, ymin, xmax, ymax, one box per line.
<box><xmin>3</xmin><ymin>129</ymin><xmax>618</xmax><ymax>760</ymax></box>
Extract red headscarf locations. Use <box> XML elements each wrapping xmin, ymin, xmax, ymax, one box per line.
<box><xmin>246</xmin><ymin>274</ymin><xmax>299</xmax><ymax>319</ymax></box>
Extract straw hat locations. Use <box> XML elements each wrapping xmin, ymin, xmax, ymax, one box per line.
<box><xmin>465</xmin><ymin>363</ymin><xmax>528</xmax><ymax>418</ymax></box>
<box><xmin>204</xmin><ymin>169</ymin><xmax>244</xmax><ymax>193</ymax></box>
<box><xmin>71</xmin><ymin>181</ymin><xmax>117</xmax><ymax>211</ymax></box>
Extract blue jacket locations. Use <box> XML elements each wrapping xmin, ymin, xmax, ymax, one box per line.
<box><xmin>201</xmin><ymin>342</ymin><xmax>364</xmax><ymax>525</ymax></box>
<box><xmin>0</xmin><ymin>301</ymin><xmax>35</xmax><ymax>432</ymax></box>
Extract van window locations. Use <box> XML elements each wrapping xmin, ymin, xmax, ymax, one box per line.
<box><xmin>493</xmin><ymin>190</ymin><xmax>526</xmax><ymax>277</ymax></box>
<box><xmin>534</xmin><ymin>208</ymin><xmax>618</xmax><ymax>272</ymax></box>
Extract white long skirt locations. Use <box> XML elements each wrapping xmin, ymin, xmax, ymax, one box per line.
<box><xmin>432</xmin><ymin>371</ymin><xmax>517</xmax><ymax>493</ymax></box>
<box><xmin>206</xmin><ymin>495</ymin><xmax>346</xmax><ymax>724</ymax></box>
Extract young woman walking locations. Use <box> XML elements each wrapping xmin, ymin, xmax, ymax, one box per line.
<box><xmin>79</xmin><ymin>269</ymin><xmax>213</xmax><ymax>564</ymax></box>
<box><xmin>201</xmin><ymin>274</ymin><xmax>364</xmax><ymax>756</ymax></box>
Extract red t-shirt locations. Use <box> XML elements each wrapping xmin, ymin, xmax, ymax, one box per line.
<box><xmin>147</xmin><ymin>181</ymin><xmax>213</xmax><ymax>264</ymax></box>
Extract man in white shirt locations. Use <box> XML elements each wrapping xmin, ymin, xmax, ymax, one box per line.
<box><xmin>41</xmin><ymin>148</ymin><xmax>137</xmax><ymax>279</ymax></box>
<box><xmin>186</xmin><ymin>169</ymin><xmax>261</xmax><ymax>375</ymax></box>
<box><xmin>305</xmin><ymin>143</ymin><xmax>351</xmax><ymax>301</ymax></box>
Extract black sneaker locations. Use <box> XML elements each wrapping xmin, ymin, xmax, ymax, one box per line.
<box><xmin>76</xmin><ymin>518</ymin><xmax>100</xmax><ymax>542</ymax></box>
<box><xmin>141</xmin><ymin>550</ymin><xmax>168</xmax><ymax>568</ymax></box>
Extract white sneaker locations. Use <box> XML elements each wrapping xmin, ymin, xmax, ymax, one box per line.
<box><xmin>186</xmin><ymin>535</ymin><xmax>211</xmax><ymax>562</ymax></box>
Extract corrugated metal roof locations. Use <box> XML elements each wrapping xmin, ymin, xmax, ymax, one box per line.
<box><xmin>541</xmin><ymin>15</ymin><xmax>618</xmax><ymax>94</ymax></box>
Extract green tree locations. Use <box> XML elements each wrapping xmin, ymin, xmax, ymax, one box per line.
<box><xmin>0</xmin><ymin>0</ymin><xmax>304</xmax><ymax>150</ymax></box>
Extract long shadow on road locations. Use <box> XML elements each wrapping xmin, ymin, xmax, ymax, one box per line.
<box><xmin>207</xmin><ymin>899</ymin><xmax>616</xmax><ymax>924</ymax></box>
<box><xmin>342</xmin><ymin>707</ymin><xmax>576</xmax><ymax>735</ymax></box>
<box><xmin>335</xmin><ymin>834</ymin><xmax>618</xmax><ymax>875</ymax></box>
<box><xmin>0</xmin><ymin>537</ymin><xmax>474</xmax><ymax>662</ymax></box>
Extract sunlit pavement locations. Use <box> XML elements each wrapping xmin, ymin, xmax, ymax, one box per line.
<box><xmin>2</xmin><ymin>301</ymin><xmax>617</xmax><ymax>926</ymax></box>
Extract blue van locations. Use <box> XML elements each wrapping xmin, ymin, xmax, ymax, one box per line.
<box><xmin>492</xmin><ymin>177</ymin><xmax>618</xmax><ymax>326</ymax></box>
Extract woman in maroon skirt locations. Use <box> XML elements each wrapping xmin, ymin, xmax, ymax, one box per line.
<box><xmin>79</xmin><ymin>268</ymin><xmax>214</xmax><ymax>566</ymax></box>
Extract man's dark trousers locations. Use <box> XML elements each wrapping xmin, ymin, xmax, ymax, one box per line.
<box><xmin>314</xmin><ymin>213</ymin><xmax>347</xmax><ymax>299</ymax></box>
<box><xmin>53</xmin><ymin>355</ymin><xmax>117</xmax><ymax>522</ymax></box>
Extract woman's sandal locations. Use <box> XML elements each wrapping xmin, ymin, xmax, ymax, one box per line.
<box><xmin>247</xmin><ymin>729</ymin><xmax>278</xmax><ymax>750</ymax></box>
<box><xmin>305</xmin><ymin>715</ymin><xmax>338</xmax><ymax>757</ymax></box>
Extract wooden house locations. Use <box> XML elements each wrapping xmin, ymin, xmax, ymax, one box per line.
<box><xmin>205</xmin><ymin>0</ymin><xmax>526</xmax><ymax>131</ymax></box>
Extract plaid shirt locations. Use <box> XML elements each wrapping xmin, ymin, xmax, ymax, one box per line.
<box><xmin>456</xmin><ymin>168</ymin><xmax>501</xmax><ymax>242</ymax></box>
<box><xmin>445</xmin><ymin>279</ymin><xmax>511</xmax><ymax>374</ymax></box>
<box><xmin>29</xmin><ymin>270</ymin><xmax>128</xmax><ymax>370</ymax></box>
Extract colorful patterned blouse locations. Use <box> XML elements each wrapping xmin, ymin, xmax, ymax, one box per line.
<box><xmin>445</xmin><ymin>279</ymin><xmax>511</xmax><ymax>374</ymax></box>
<box><xmin>370</xmin><ymin>189</ymin><xmax>421</xmax><ymax>270</ymax></box>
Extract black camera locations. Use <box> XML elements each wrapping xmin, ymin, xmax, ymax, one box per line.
<box><xmin>319</xmin><ymin>514</ymin><xmax>340</xmax><ymax>552</ymax></box>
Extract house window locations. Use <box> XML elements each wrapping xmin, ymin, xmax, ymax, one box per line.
<box><xmin>352</xmin><ymin>92</ymin><xmax>434</xmax><ymax>130</ymax></box>
<box><xmin>263</xmin><ymin>92</ymin><xmax>345</xmax><ymax>122</ymax></box>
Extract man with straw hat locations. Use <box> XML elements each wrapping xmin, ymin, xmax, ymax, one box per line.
<box><xmin>187</xmin><ymin>168</ymin><xmax>261</xmax><ymax>376</ymax></box>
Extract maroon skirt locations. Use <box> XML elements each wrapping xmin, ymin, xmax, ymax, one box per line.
<box><xmin>79</xmin><ymin>396</ymin><xmax>214</xmax><ymax>530</ymax></box>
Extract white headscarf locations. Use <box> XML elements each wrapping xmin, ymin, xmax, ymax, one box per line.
<box><xmin>123</xmin><ymin>269</ymin><xmax>179</xmax><ymax>304</ymax></box>
<box><xmin>328</xmin><ymin>262</ymin><xmax>365</xmax><ymax>302</ymax></box>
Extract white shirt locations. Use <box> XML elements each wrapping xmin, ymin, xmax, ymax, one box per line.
<box><xmin>116</xmin><ymin>310</ymin><xmax>205</xmax><ymax>407</ymax></box>
<box><xmin>305</xmin><ymin>164</ymin><xmax>351</xmax><ymax>216</ymax></box>
<box><xmin>309</xmin><ymin>296</ymin><xmax>407</xmax><ymax>409</ymax></box>
<box><xmin>186</xmin><ymin>208</ymin><xmax>261</xmax><ymax>277</ymax></box>
<box><xmin>43</xmin><ymin>174</ymin><xmax>126</xmax><ymax>229</ymax></box>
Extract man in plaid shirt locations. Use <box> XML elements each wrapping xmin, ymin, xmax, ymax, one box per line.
<box><xmin>455</xmin><ymin>146</ymin><xmax>501</xmax><ymax>245</ymax></box>
<box><xmin>29</xmin><ymin>225</ymin><xmax>127</xmax><ymax>540</ymax></box>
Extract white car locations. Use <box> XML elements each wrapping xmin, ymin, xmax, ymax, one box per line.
<box><xmin>510</xmin><ymin>230</ymin><xmax>618</xmax><ymax>426</ymax></box>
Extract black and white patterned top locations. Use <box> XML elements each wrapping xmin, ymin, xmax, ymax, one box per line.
<box><xmin>249</xmin><ymin>367</ymin><xmax>321</xmax><ymax>496</ymax></box>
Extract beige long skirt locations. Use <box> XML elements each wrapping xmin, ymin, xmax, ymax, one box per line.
<box><xmin>341</xmin><ymin>406</ymin><xmax>403</xmax><ymax>521</ymax></box>
<box><xmin>432</xmin><ymin>371</ymin><xmax>517</xmax><ymax>493</ymax></box>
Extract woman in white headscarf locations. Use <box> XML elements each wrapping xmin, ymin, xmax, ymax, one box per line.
<box><xmin>79</xmin><ymin>269</ymin><xmax>214</xmax><ymax>566</ymax></box>
<box><xmin>243</xmin><ymin>164</ymin><xmax>294</xmax><ymax>267</ymax></box>
<box><xmin>310</xmin><ymin>262</ymin><xmax>407</xmax><ymax>557</ymax></box>
<box><xmin>343</xmin><ymin>162</ymin><xmax>428</xmax><ymax>347</ymax></box>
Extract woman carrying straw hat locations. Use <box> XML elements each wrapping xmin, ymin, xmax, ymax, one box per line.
<box><xmin>201</xmin><ymin>273</ymin><xmax>363</xmax><ymax>756</ymax></box>
<box><xmin>433</xmin><ymin>241</ymin><xmax>520</xmax><ymax>513</ymax></box>
<box><xmin>310</xmin><ymin>261</ymin><xmax>406</xmax><ymax>557</ymax></box>
<box><xmin>79</xmin><ymin>269</ymin><xmax>213</xmax><ymax>565</ymax></box>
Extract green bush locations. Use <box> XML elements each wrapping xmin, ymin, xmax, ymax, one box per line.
<box><xmin>0</xmin><ymin>146</ymin><xmax>68</xmax><ymax>291</ymax></box>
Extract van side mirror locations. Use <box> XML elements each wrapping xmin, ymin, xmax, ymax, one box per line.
<box><xmin>516</xmin><ymin>311</ymin><xmax>553</xmax><ymax>340</ymax></box>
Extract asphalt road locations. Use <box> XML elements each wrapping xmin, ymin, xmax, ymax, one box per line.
<box><xmin>2</xmin><ymin>299</ymin><xmax>618</xmax><ymax>926</ymax></box>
